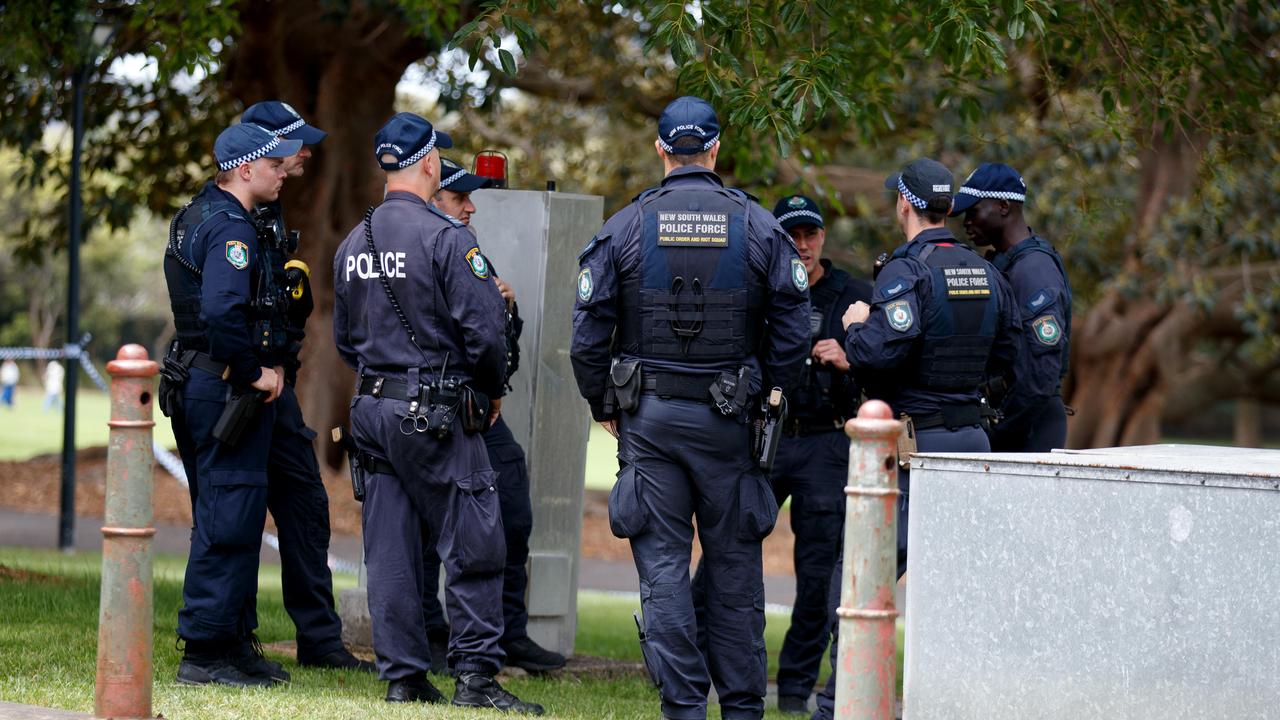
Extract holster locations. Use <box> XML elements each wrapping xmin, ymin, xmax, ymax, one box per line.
<box><xmin>157</xmin><ymin>344</ymin><xmax>190</xmax><ymax>418</ymax></box>
<box><xmin>460</xmin><ymin>385</ymin><xmax>491</xmax><ymax>434</ymax></box>
<box><xmin>212</xmin><ymin>389</ymin><xmax>265</xmax><ymax>446</ymax></box>
<box><xmin>331</xmin><ymin>426</ymin><xmax>366</xmax><ymax>502</ymax></box>
<box><xmin>606</xmin><ymin>359</ymin><xmax>642</xmax><ymax>415</ymax></box>
<box><xmin>897</xmin><ymin>414</ymin><xmax>917</xmax><ymax>470</ymax></box>
<box><xmin>753</xmin><ymin>387</ymin><xmax>787</xmax><ymax>472</ymax></box>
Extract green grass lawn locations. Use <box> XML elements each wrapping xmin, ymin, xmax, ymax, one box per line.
<box><xmin>0</xmin><ymin>547</ymin><xmax>891</xmax><ymax>719</ymax></box>
<box><xmin>0</xmin><ymin>387</ymin><xmax>175</xmax><ymax>461</ymax></box>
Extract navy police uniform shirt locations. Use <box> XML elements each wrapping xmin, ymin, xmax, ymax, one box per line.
<box><xmin>571</xmin><ymin>165</ymin><xmax>810</xmax><ymax>419</ymax></box>
<box><xmin>795</xmin><ymin>260</ymin><xmax>872</xmax><ymax>422</ymax></box>
<box><xmin>332</xmin><ymin>190</ymin><xmax>508</xmax><ymax>398</ymax></box>
<box><xmin>845</xmin><ymin>227</ymin><xmax>1021</xmax><ymax>416</ymax></box>
<box><xmin>179</xmin><ymin>181</ymin><xmax>266</xmax><ymax>387</ymax></box>
<box><xmin>990</xmin><ymin>232</ymin><xmax>1072</xmax><ymax>428</ymax></box>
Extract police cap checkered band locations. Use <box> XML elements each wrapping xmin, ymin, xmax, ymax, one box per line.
<box><xmin>958</xmin><ymin>186</ymin><xmax>1025</xmax><ymax>202</ymax></box>
<box><xmin>398</xmin><ymin>131</ymin><xmax>436</xmax><ymax>169</ymax></box>
<box><xmin>439</xmin><ymin>163</ymin><xmax>461</xmax><ymax>188</ymax></box>
<box><xmin>657</xmin><ymin>133</ymin><xmax>720</xmax><ymax>154</ymax></box>
<box><xmin>898</xmin><ymin>177</ymin><xmax>929</xmax><ymax>210</ymax></box>
<box><xmin>777</xmin><ymin>209</ymin><xmax>823</xmax><ymax>225</ymax></box>
<box><xmin>275</xmin><ymin>117</ymin><xmax>306</xmax><ymax>137</ymax></box>
<box><xmin>214</xmin><ymin>123</ymin><xmax>302</xmax><ymax>171</ymax></box>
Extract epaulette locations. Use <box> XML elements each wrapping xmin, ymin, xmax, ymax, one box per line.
<box><xmin>425</xmin><ymin>203</ymin><xmax>465</xmax><ymax>228</ymax></box>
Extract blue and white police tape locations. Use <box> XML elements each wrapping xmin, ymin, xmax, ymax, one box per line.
<box><xmin>0</xmin><ymin>345</ymin><xmax>361</xmax><ymax>576</ymax></box>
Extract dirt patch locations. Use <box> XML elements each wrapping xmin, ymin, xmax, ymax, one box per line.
<box><xmin>0</xmin><ymin>564</ymin><xmax>67</xmax><ymax>584</ymax></box>
<box><xmin>0</xmin><ymin>450</ymin><xmax>796</xmax><ymax>575</ymax></box>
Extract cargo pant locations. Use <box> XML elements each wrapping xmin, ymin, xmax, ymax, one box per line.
<box><xmin>350</xmin><ymin>393</ymin><xmax>506</xmax><ymax>680</ymax></box>
<box><xmin>613</xmin><ymin>395</ymin><xmax>779</xmax><ymax>720</ymax></box>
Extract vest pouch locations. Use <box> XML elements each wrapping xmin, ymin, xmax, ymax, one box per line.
<box><xmin>609</xmin><ymin>359</ymin><xmax>642</xmax><ymax>413</ymax></box>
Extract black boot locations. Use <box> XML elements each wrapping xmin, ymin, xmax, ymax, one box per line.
<box><xmin>232</xmin><ymin>634</ymin><xmax>290</xmax><ymax>683</ymax></box>
<box><xmin>452</xmin><ymin>672</ymin><xmax>545</xmax><ymax>714</ymax></box>
<box><xmin>427</xmin><ymin>629</ymin><xmax>450</xmax><ymax>675</ymax></box>
<box><xmin>386</xmin><ymin>673</ymin><xmax>446</xmax><ymax>703</ymax></box>
<box><xmin>176</xmin><ymin>639</ymin><xmax>274</xmax><ymax>689</ymax></box>
<box><xmin>298</xmin><ymin>646</ymin><xmax>376</xmax><ymax>673</ymax></box>
<box><xmin>778</xmin><ymin>694</ymin><xmax>810</xmax><ymax>714</ymax></box>
<box><xmin>502</xmin><ymin>636</ymin><xmax>566</xmax><ymax>673</ymax></box>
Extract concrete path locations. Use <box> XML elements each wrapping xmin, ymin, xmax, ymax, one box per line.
<box><xmin>0</xmin><ymin>702</ymin><xmax>89</xmax><ymax>720</ymax></box>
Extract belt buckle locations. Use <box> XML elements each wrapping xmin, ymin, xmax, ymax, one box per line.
<box><xmin>372</xmin><ymin>377</ymin><xmax>385</xmax><ymax>398</ymax></box>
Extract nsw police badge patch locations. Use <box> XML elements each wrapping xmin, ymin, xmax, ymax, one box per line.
<box><xmin>884</xmin><ymin>300</ymin><xmax>913</xmax><ymax>332</ymax></box>
<box><xmin>791</xmin><ymin>258</ymin><xmax>809</xmax><ymax>292</ymax></box>
<box><xmin>577</xmin><ymin>268</ymin><xmax>593</xmax><ymax>302</ymax></box>
<box><xmin>225</xmin><ymin>241</ymin><xmax>249</xmax><ymax>270</ymax></box>
<box><xmin>1033</xmin><ymin>315</ymin><xmax>1062</xmax><ymax>345</ymax></box>
<box><xmin>465</xmin><ymin>247</ymin><xmax>489</xmax><ymax>279</ymax></box>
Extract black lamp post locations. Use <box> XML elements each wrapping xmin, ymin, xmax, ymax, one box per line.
<box><xmin>58</xmin><ymin>16</ymin><xmax>116</xmax><ymax>552</ymax></box>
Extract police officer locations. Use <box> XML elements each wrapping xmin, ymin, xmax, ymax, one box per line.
<box><xmin>809</xmin><ymin>158</ymin><xmax>1021</xmax><ymax>720</ymax></box>
<box><xmin>235</xmin><ymin>100</ymin><xmax>374</xmax><ymax>672</ymax></box>
<box><xmin>163</xmin><ymin>123</ymin><xmax>300</xmax><ymax>687</ymax></box>
<box><xmin>951</xmin><ymin>163</ymin><xmax>1072</xmax><ymax>451</ymax></box>
<box><xmin>420</xmin><ymin>157</ymin><xmax>567</xmax><ymax>674</ymax></box>
<box><xmin>332</xmin><ymin>112</ymin><xmax>542</xmax><ymax>713</ymax></box>
<box><xmin>571</xmin><ymin>96</ymin><xmax>810</xmax><ymax>720</ymax></box>
<box><xmin>767</xmin><ymin>195</ymin><xmax>871</xmax><ymax>715</ymax></box>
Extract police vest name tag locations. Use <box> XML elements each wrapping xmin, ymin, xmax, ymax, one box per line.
<box><xmin>1033</xmin><ymin>315</ymin><xmax>1062</xmax><ymax>345</ymax></box>
<box><xmin>225</xmin><ymin>240</ymin><xmax>249</xmax><ymax>270</ymax></box>
<box><xmin>656</xmin><ymin>211</ymin><xmax>730</xmax><ymax>247</ymax></box>
<box><xmin>941</xmin><ymin>266</ymin><xmax>991</xmax><ymax>298</ymax></box>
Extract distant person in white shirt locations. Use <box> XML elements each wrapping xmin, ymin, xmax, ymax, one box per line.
<box><xmin>1</xmin><ymin>359</ymin><xmax>18</xmax><ymax>410</ymax></box>
<box><xmin>43</xmin><ymin>360</ymin><xmax>64</xmax><ymax>412</ymax></box>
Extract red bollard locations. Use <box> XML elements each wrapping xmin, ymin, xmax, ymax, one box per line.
<box><xmin>95</xmin><ymin>344</ymin><xmax>158</xmax><ymax>719</ymax></box>
<box><xmin>834</xmin><ymin>400</ymin><xmax>902</xmax><ymax>719</ymax></box>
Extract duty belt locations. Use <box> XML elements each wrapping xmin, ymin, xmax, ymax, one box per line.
<box><xmin>182</xmin><ymin>350</ymin><xmax>228</xmax><ymax>379</ymax></box>
<box><xmin>911</xmin><ymin>403</ymin><xmax>993</xmax><ymax>431</ymax></box>
<box><xmin>357</xmin><ymin>375</ymin><xmax>428</xmax><ymax>402</ymax></box>
<box><xmin>782</xmin><ymin>416</ymin><xmax>844</xmax><ymax>437</ymax></box>
<box><xmin>639</xmin><ymin>372</ymin><xmax>714</xmax><ymax>404</ymax></box>
<box><xmin>360</xmin><ymin>453</ymin><xmax>396</xmax><ymax>475</ymax></box>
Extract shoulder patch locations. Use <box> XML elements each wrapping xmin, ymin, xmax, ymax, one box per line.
<box><xmin>791</xmin><ymin>258</ymin><xmax>809</xmax><ymax>292</ymax></box>
<box><xmin>1026</xmin><ymin>288</ymin><xmax>1057</xmax><ymax>313</ymax></box>
<box><xmin>225</xmin><ymin>240</ymin><xmax>249</xmax><ymax>270</ymax></box>
<box><xmin>577</xmin><ymin>268</ymin><xmax>594</xmax><ymax>302</ymax></box>
<box><xmin>884</xmin><ymin>300</ymin><xmax>914</xmax><ymax>332</ymax></box>
<box><xmin>465</xmin><ymin>247</ymin><xmax>489</xmax><ymax>279</ymax></box>
<box><xmin>1032</xmin><ymin>315</ymin><xmax>1063</xmax><ymax>346</ymax></box>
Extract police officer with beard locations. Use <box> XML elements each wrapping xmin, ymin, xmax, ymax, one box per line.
<box><xmin>950</xmin><ymin>163</ymin><xmax>1072</xmax><ymax>451</ymax></box>
<box><xmin>163</xmin><ymin>123</ymin><xmax>299</xmax><ymax>687</ymax></box>
<box><xmin>768</xmin><ymin>195</ymin><xmax>871</xmax><ymax>715</ymax></box>
<box><xmin>419</xmin><ymin>157</ymin><xmax>566</xmax><ymax>674</ymax></box>
<box><xmin>571</xmin><ymin>96</ymin><xmax>810</xmax><ymax>720</ymax></box>
<box><xmin>809</xmin><ymin>158</ymin><xmax>1021</xmax><ymax>720</ymax></box>
<box><xmin>332</xmin><ymin>112</ymin><xmax>542</xmax><ymax>713</ymax></box>
<box><xmin>233</xmin><ymin>100</ymin><xmax>373</xmax><ymax>673</ymax></box>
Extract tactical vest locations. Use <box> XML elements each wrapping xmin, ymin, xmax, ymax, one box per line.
<box><xmin>617</xmin><ymin>185</ymin><xmax>763</xmax><ymax>362</ymax></box>
<box><xmin>793</xmin><ymin>268</ymin><xmax>852</xmax><ymax>420</ymax></box>
<box><xmin>995</xmin><ymin>236</ymin><xmax>1072</xmax><ymax>379</ymax></box>
<box><xmin>901</xmin><ymin>241</ymin><xmax>1001</xmax><ymax>392</ymax></box>
<box><xmin>164</xmin><ymin>189</ymin><xmax>279</xmax><ymax>356</ymax></box>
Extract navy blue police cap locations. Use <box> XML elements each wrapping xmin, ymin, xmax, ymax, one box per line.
<box><xmin>439</xmin><ymin>156</ymin><xmax>491</xmax><ymax>193</ymax></box>
<box><xmin>241</xmin><ymin>101</ymin><xmax>327</xmax><ymax>145</ymax></box>
<box><xmin>949</xmin><ymin>162</ymin><xmax>1027</xmax><ymax>216</ymax></box>
<box><xmin>214</xmin><ymin>123</ymin><xmax>303</xmax><ymax>172</ymax></box>
<box><xmin>657</xmin><ymin>96</ymin><xmax>720</xmax><ymax>154</ymax></box>
<box><xmin>772</xmin><ymin>194</ymin><xmax>824</xmax><ymax>230</ymax></box>
<box><xmin>884</xmin><ymin>158</ymin><xmax>954</xmax><ymax>215</ymax></box>
<box><xmin>373</xmin><ymin>112</ymin><xmax>453</xmax><ymax>171</ymax></box>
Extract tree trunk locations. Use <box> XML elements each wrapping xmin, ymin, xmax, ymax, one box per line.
<box><xmin>1234</xmin><ymin>398</ymin><xmax>1263</xmax><ymax>448</ymax></box>
<box><xmin>1065</xmin><ymin>130</ymin><xmax>1204</xmax><ymax>448</ymax></box>
<box><xmin>224</xmin><ymin>0</ymin><xmax>436</xmax><ymax>466</ymax></box>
